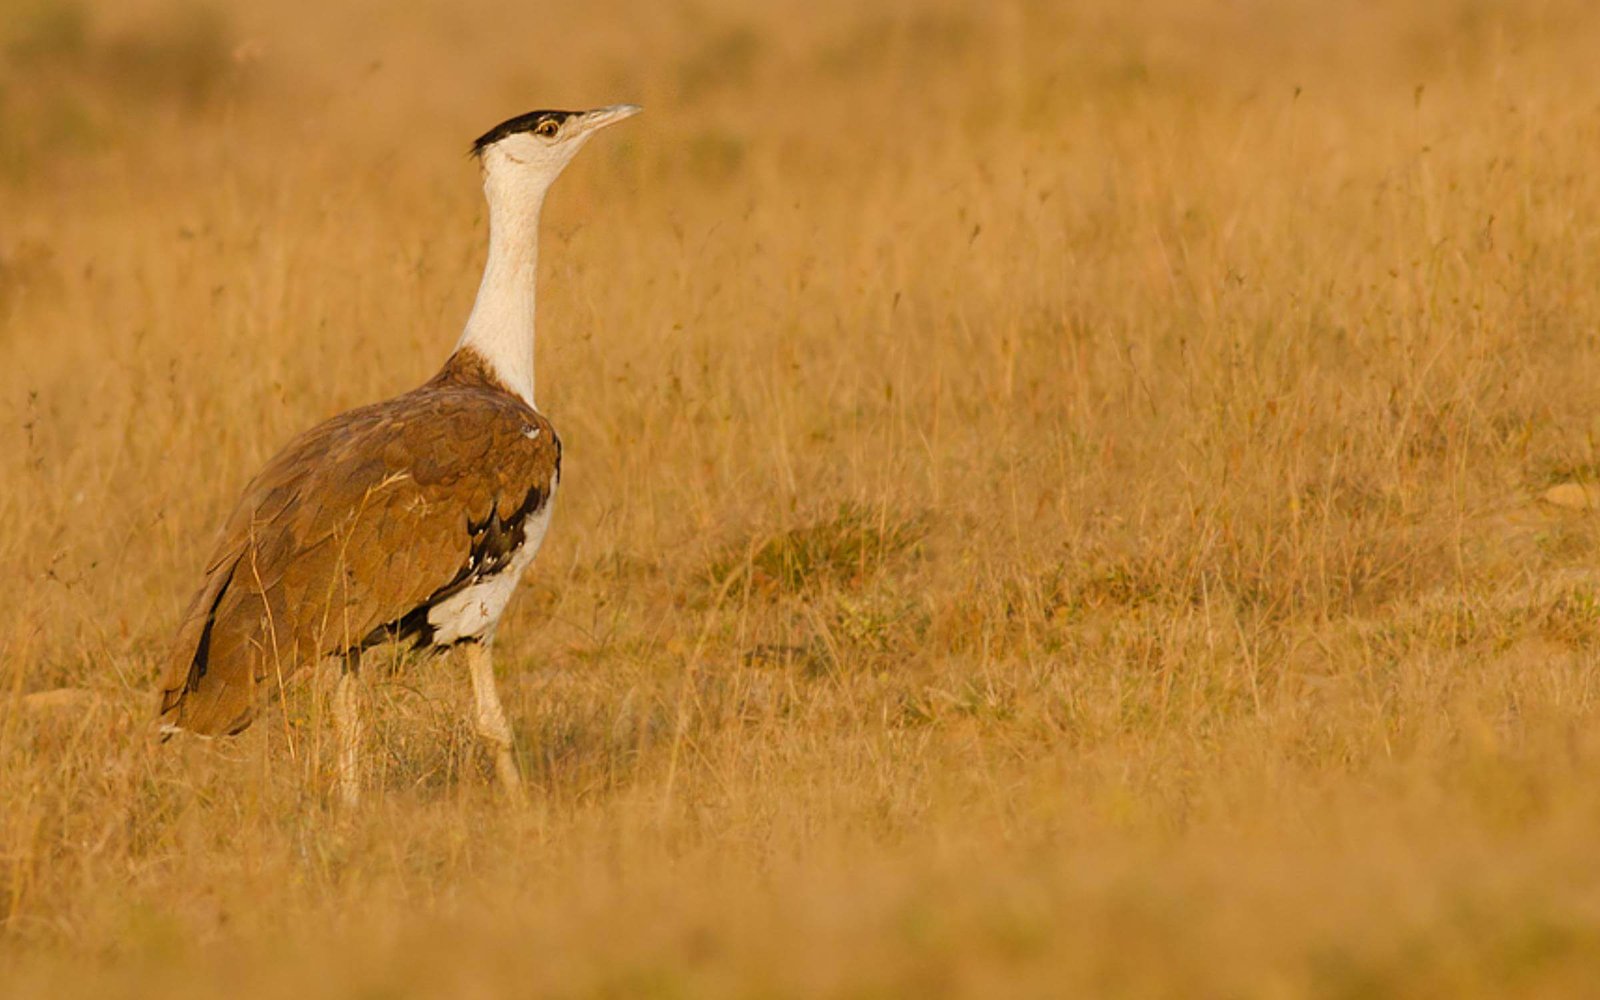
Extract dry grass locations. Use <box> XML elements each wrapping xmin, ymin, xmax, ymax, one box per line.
<box><xmin>7</xmin><ymin>0</ymin><xmax>1600</xmax><ymax>994</ymax></box>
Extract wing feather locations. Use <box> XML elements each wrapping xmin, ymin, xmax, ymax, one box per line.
<box><xmin>158</xmin><ymin>374</ymin><xmax>559</xmax><ymax>736</ymax></box>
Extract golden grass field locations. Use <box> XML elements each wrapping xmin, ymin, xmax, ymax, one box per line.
<box><xmin>8</xmin><ymin>0</ymin><xmax>1600</xmax><ymax>994</ymax></box>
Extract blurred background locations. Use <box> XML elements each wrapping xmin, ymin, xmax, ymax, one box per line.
<box><xmin>9</xmin><ymin>1</ymin><xmax>1600</xmax><ymax>995</ymax></box>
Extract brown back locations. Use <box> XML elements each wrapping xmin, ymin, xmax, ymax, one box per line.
<box><xmin>158</xmin><ymin>350</ymin><xmax>560</xmax><ymax>735</ymax></box>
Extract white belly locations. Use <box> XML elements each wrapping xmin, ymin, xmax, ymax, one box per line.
<box><xmin>426</xmin><ymin>497</ymin><xmax>554</xmax><ymax>645</ymax></box>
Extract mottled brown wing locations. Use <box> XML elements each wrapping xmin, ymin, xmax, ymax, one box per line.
<box><xmin>157</xmin><ymin>381</ymin><xmax>559</xmax><ymax>736</ymax></box>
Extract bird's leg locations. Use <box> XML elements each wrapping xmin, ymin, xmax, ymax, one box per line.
<box><xmin>334</xmin><ymin>652</ymin><xmax>363</xmax><ymax>809</ymax></box>
<box><xmin>464</xmin><ymin>640</ymin><xmax>525</xmax><ymax>804</ymax></box>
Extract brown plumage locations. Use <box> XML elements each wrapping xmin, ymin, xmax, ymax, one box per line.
<box><xmin>159</xmin><ymin>103</ymin><xmax>639</xmax><ymax>805</ymax></box>
<box><xmin>157</xmin><ymin>348</ymin><xmax>560</xmax><ymax>737</ymax></box>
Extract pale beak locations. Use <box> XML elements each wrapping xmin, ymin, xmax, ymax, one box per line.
<box><xmin>574</xmin><ymin>104</ymin><xmax>642</xmax><ymax>136</ymax></box>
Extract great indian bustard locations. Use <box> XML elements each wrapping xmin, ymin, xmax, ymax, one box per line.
<box><xmin>157</xmin><ymin>105</ymin><xmax>640</xmax><ymax>805</ymax></box>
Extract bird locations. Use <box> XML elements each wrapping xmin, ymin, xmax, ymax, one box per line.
<box><xmin>156</xmin><ymin>104</ymin><xmax>641</xmax><ymax>806</ymax></box>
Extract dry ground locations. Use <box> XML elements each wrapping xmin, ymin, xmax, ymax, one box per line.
<box><xmin>7</xmin><ymin>0</ymin><xmax>1600</xmax><ymax>995</ymax></box>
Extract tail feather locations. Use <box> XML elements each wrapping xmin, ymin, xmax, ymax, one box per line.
<box><xmin>158</xmin><ymin>554</ymin><xmax>259</xmax><ymax>737</ymax></box>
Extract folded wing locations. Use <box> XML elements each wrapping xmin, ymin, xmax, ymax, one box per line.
<box><xmin>158</xmin><ymin>374</ymin><xmax>559</xmax><ymax>736</ymax></box>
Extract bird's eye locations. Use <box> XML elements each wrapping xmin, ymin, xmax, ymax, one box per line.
<box><xmin>534</xmin><ymin>119</ymin><xmax>559</xmax><ymax>138</ymax></box>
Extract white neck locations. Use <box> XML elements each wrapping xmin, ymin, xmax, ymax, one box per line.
<box><xmin>455</xmin><ymin>173</ymin><xmax>550</xmax><ymax>406</ymax></box>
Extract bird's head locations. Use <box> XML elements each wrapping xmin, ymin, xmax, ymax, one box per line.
<box><xmin>471</xmin><ymin>104</ymin><xmax>640</xmax><ymax>203</ymax></box>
